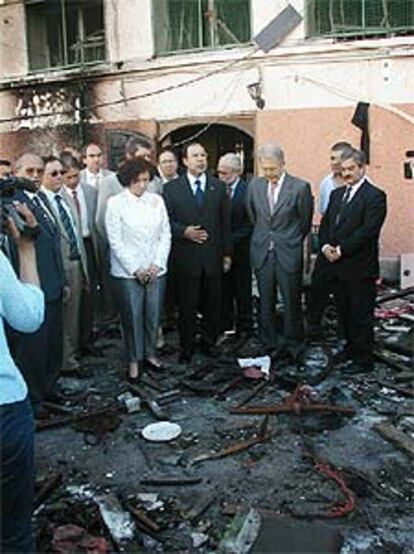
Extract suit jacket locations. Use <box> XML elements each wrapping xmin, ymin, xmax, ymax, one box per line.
<box><xmin>163</xmin><ymin>173</ymin><xmax>232</xmax><ymax>277</ymax></box>
<box><xmin>246</xmin><ymin>173</ymin><xmax>313</xmax><ymax>273</ymax></box>
<box><xmin>318</xmin><ymin>179</ymin><xmax>387</xmax><ymax>280</ymax></box>
<box><xmin>60</xmin><ymin>188</ymin><xmax>89</xmax><ymax>282</ymax></box>
<box><xmin>229</xmin><ymin>178</ymin><xmax>252</xmax><ymax>267</ymax></box>
<box><xmin>13</xmin><ymin>190</ymin><xmax>66</xmax><ymax>302</ymax></box>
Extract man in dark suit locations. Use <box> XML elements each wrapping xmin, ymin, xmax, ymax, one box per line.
<box><xmin>163</xmin><ymin>142</ymin><xmax>232</xmax><ymax>362</ymax></box>
<box><xmin>316</xmin><ymin>147</ymin><xmax>387</xmax><ymax>372</ymax></box>
<box><xmin>12</xmin><ymin>153</ymin><xmax>66</xmax><ymax>404</ymax></box>
<box><xmin>217</xmin><ymin>153</ymin><xmax>253</xmax><ymax>342</ymax></box>
<box><xmin>246</xmin><ymin>143</ymin><xmax>313</xmax><ymax>358</ymax></box>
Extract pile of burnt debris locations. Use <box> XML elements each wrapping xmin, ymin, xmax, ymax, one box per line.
<box><xmin>34</xmin><ymin>286</ymin><xmax>414</xmax><ymax>553</ymax></box>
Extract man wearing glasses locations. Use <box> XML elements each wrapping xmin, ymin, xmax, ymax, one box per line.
<box><xmin>11</xmin><ymin>153</ymin><xmax>66</xmax><ymax>412</ymax></box>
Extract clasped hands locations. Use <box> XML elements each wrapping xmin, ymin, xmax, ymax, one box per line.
<box><xmin>134</xmin><ymin>264</ymin><xmax>160</xmax><ymax>285</ymax></box>
<box><xmin>322</xmin><ymin>244</ymin><xmax>342</xmax><ymax>263</ymax></box>
<box><xmin>183</xmin><ymin>225</ymin><xmax>209</xmax><ymax>244</ymax></box>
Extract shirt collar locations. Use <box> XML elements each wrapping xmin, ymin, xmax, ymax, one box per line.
<box><xmin>268</xmin><ymin>171</ymin><xmax>286</xmax><ymax>189</ymax></box>
<box><xmin>348</xmin><ymin>176</ymin><xmax>365</xmax><ymax>193</ymax></box>
<box><xmin>187</xmin><ymin>171</ymin><xmax>206</xmax><ymax>190</ymax></box>
<box><xmin>125</xmin><ymin>188</ymin><xmax>147</xmax><ymax>202</ymax></box>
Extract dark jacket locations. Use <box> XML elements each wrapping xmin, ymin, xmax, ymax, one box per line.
<box><xmin>229</xmin><ymin>178</ymin><xmax>252</xmax><ymax>267</ymax></box>
<box><xmin>163</xmin><ymin>173</ymin><xmax>232</xmax><ymax>278</ymax></box>
<box><xmin>13</xmin><ymin>190</ymin><xmax>66</xmax><ymax>302</ymax></box>
<box><xmin>318</xmin><ymin>179</ymin><xmax>387</xmax><ymax>280</ymax></box>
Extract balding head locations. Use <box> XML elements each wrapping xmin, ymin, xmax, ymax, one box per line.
<box><xmin>15</xmin><ymin>153</ymin><xmax>44</xmax><ymax>189</ymax></box>
<box><xmin>217</xmin><ymin>153</ymin><xmax>243</xmax><ymax>185</ymax></box>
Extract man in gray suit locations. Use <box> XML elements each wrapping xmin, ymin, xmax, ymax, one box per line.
<box><xmin>246</xmin><ymin>143</ymin><xmax>313</xmax><ymax>358</ymax></box>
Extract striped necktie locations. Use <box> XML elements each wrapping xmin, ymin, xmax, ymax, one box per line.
<box><xmin>55</xmin><ymin>194</ymin><xmax>80</xmax><ymax>260</ymax></box>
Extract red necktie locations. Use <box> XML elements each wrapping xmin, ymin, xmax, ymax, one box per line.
<box><xmin>72</xmin><ymin>189</ymin><xmax>81</xmax><ymax>219</ymax></box>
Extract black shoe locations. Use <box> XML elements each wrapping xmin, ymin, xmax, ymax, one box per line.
<box><xmin>178</xmin><ymin>350</ymin><xmax>193</xmax><ymax>364</ymax></box>
<box><xmin>345</xmin><ymin>362</ymin><xmax>374</xmax><ymax>375</ymax></box>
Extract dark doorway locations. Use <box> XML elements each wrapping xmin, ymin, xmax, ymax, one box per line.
<box><xmin>163</xmin><ymin>123</ymin><xmax>254</xmax><ymax>179</ymax></box>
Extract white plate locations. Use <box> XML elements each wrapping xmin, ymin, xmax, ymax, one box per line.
<box><xmin>141</xmin><ymin>421</ymin><xmax>182</xmax><ymax>442</ymax></box>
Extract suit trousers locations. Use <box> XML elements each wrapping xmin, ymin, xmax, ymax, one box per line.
<box><xmin>80</xmin><ymin>237</ymin><xmax>98</xmax><ymax>348</ymax></box>
<box><xmin>255</xmin><ymin>252</ymin><xmax>304</xmax><ymax>353</ymax></box>
<box><xmin>176</xmin><ymin>272</ymin><xmax>221</xmax><ymax>352</ymax></box>
<box><xmin>97</xmin><ymin>237</ymin><xmax>118</xmax><ymax>324</ymax></box>
<box><xmin>221</xmin><ymin>264</ymin><xmax>253</xmax><ymax>335</ymax></box>
<box><xmin>336</xmin><ymin>277</ymin><xmax>376</xmax><ymax>366</ymax></box>
<box><xmin>14</xmin><ymin>298</ymin><xmax>63</xmax><ymax>403</ymax></box>
<box><xmin>0</xmin><ymin>398</ymin><xmax>35</xmax><ymax>553</ymax></box>
<box><xmin>62</xmin><ymin>259</ymin><xmax>83</xmax><ymax>370</ymax></box>
<box><xmin>112</xmin><ymin>276</ymin><xmax>160</xmax><ymax>362</ymax></box>
<box><xmin>306</xmin><ymin>259</ymin><xmax>338</xmax><ymax>334</ymax></box>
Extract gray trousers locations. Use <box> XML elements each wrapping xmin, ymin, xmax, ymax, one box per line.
<box><xmin>113</xmin><ymin>277</ymin><xmax>160</xmax><ymax>362</ymax></box>
<box><xmin>255</xmin><ymin>252</ymin><xmax>304</xmax><ymax>354</ymax></box>
<box><xmin>62</xmin><ymin>260</ymin><xmax>83</xmax><ymax>370</ymax></box>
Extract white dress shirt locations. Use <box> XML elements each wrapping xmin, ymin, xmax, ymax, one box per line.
<box><xmin>346</xmin><ymin>176</ymin><xmax>365</xmax><ymax>202</ymax></box>
<box><xmin>187</xmin><ymin>171</ymin><xmax>207</xmax><ymax>194</ymax></box>
<box><xmin>84</xmin><ymin>169</ymin><xmax>104</xmax><ymax>188</ymax></box>
<box><xmin>267</xmin><ymin>172</ymin><xmax>286</xmax><ymax>210</ymax></box>
<box><xmin>105</xmin><ymin>189</ymin><xmax>171</xmax><ymax>279</ymax></box>
<box><xmin>65</xmin><ymin>184</ymin><xmax>90</xmax><ymax>238</ymax></box>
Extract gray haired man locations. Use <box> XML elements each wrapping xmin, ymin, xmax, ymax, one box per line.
<box><xmin>246</xmin><ymin>143</ymin><xmax>313</xmax><ymax>358</ymax></box>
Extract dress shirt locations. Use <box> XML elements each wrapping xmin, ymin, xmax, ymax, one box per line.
<box><xmin>227</xmin><ymin>177</ymin><xmax>240</xmax><ymax>200</ymax></box>
<box><xmin>187</xmin><ymin>172</ymin><xmax>207</xmax><ymax>195</ymax></box>
<box><xmin>105</xmin><ymin>189</ymin><xmax>171</xmax><ymax>279</ymax></box>
<box><xmin>0</xmin><ymin>251</ymin><xmax>44</xmax><ymax>405</ymax></box>
<box><xmin>65</xmin><ymin>184</ymin><xmax>90</xmax><ymax>237</ymax></box>
<box><xmin>268</xmin><ymin>172</ymin><xmax>286</xmax><ymax>209</ymax></box>
<box><xmin>319</xmin><ymin>173</ymin><xmax>337</xmax><ymax>215</ymax></box>
<box><xmin>158</xmin><ymin>170</ymin><xmax>178</xmax><ymax>184</ymax></box>
<box><xmin>42</xmin><ymin>187</ymin><xmax>81</xmax><ymax>249</ymax></box>
<box><xmin>346</xmin><ymin>176</ymin><xmax>365</xmax><ymax>202</ymax></box>
<box><xmin>85</xmin><ymin>169</ymin><xmax>104</xmax><ymax>188</ymax></box>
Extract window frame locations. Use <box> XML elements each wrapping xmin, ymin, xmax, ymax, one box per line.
<box><xmin>152</xmin><ymin>0</ymin><xmax>253</xmax><ymax>57</ymax></box>
<box><xmin>25</xmin><ymin>0</ymin><xmax>107</xmax><ymax>73</ymax></box>
<box><xmin>305</xmin><ymin>0</ymin><xmax>414</xmax><ymax>40</ymax></box>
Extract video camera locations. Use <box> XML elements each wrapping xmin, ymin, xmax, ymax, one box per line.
<box><xmin>0</xmin><ymin>176</ymin><xmax>39</xmax><ymax>238</ymax></box>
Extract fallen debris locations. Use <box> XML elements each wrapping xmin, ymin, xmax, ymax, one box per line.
<box><xmin>34</xmin><ymin>471</ymin><xmax>63</xmax><ymax>510</ymax></box>
<box><xmin>52</xmin><ymin>524</ymin><xmax>110</xmax><ymax>554</ymax></box>
<box><xmin>190</xmin><ymin>431</ymin><xmax>272</xmax><ymax>465</ymax></box>
<box><xmin>218</xmin><ymin>508</ymin><xmax>261</xmax><ymax>554</ymax></box>
<box><xmin>94</xmin><ymin>492</ymin><xmax>137</xmax><ymax>551</ymax></box>
<box><xmin>374</xmin><ymin>420</ymin><xmax>414</xmax><ymax>459</ymax></box>
<box><xmin>139</xmin><ymin>477</ymin><xmax>202</xmax><ymax>486</ymax></box>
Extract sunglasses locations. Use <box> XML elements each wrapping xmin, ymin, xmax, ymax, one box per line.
<box><xmin>49</xmin><ymin>169</ymin><xmax>65</xmax><ymax>177</ymax></box>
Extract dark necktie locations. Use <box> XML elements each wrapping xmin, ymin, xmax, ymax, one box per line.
<box><xmin>336</xmin><ymin>186</ymin><xmax>352</xmax><ymax>225</ymax></box>
<box><xmin>55</xmin><ymin>194</ymin><xmax>80</xmax><ymax>260</ymax></box>
<box><xmin>194</xmin><ymin>179</ymin><xmax>204</xmax><ymax>206</ymax></box>
<box><xmin>72</xmin><ymin>189</ymin><xmax>81</xmax><ymax>218</ymax></box>
<box><xmin>226</xmin><ymin>184</ymin><xmax>233</xmax><ymax>199</ymax></box>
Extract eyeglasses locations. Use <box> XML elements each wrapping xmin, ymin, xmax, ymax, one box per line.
<box><xmin>49</xmin><ymin>169</ymin><xmax>65</xmax><ymax>177</ymax></box>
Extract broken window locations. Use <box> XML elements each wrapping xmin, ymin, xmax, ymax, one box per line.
<box><xmin>25</xmin><ymin>0</ymin><xmax>106</xmax><ymax>71</ymax></box>
<box><xmin>153</xmin><ymin>0</ymin><xmax>251</xmax><ymax>54</ymax></box>
<box><xmin>307</xmin><ymin>0</ymin><xmax>414</xmax><ymax>39</ymax></box>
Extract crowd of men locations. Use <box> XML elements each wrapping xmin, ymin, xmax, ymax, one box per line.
<box><xmin>1</xmin><ymin>136</ymin><xmax>387</xmax><ymax>414</ymax></box>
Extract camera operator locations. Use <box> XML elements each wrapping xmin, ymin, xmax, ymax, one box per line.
<box><xmin>0</xmin><ymin>203</ymin><xmax>44</xmax><ymax>553</ymax></box>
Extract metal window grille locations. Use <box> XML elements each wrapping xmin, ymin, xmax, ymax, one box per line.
<box><xmin>153</xmin><ymin>0</ymin><xmax>251</xmax><ymax>54</ymax></box>
<box><xmin>25</xmin><ymin>0</ymin><xmax>106</xmax><ymax>71</ymax></box>
<box><xmin>306</xmin><ymin>0</ymin><xmax>414</xmax><ymax>39</ymax></box>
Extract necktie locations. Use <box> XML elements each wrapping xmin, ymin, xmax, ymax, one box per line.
<box><xmin>268</xmin><ymin>183</ymin><xmax>279</xmax><ymax>213</ymax></box>
<box><xmin>336</xmin><ymin>186</ymin><xmax>352</xmax><ymax>225</ymax></box>
<box><xmin>226</xmin><ymin>185</ymin><xmax>233</xmax><ymax>199</ymax></box>
<box><xmin>55</xmin><ymin>194</ymin><xmax>80</xmax><ymax>260</ymax></box>
<box><xmin>72</xmin><ymin>189</ymin><xmax>81</xmax><ymax>218</ymax></box>
<box><xmin>194</xmin><ymin>179</ymin><xmax>204</xmax><ymax>206</ymax></box>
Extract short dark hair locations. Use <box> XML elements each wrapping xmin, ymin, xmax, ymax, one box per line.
<box><xmin>0</xmin><ymin>159</ymin><xmax>11</xmax><ymax>166</ymax></box>
<box><xmin>340</xmin><ymin>147</ymin><xmax>366</xmax><ymax>166</ymax></box>
<box><xmin>60</xmin><ymin>152</ymin><xmax>81</xmax><ymax>171</ymax></box>
<box><xmin>158</xmin><ymin>145</ymin><xmax>178</xmax><ymax>161</ymax></box>
<box><xmin>124</xmin><ymin>137</ymin><xmax>152</xmax><ymax>157</ymax></box>
<box><xmin>117</xmin><ymin>158</ymin><xmax>154</xmax><ymax>187</ymax></box>
<box><xmin>182</xmin><ymin>142</ymin><xmax>205</xmax><ymax>159</ymax></box>
<box><xmin>43</xmin><ymin>155</ymin><xmax>61</xmax><ymax>167</ymax></box>
<box><xmin>331</xmin><ymin>141</ymin><xmax>352</xmax><ymax>152</ymax></box>
<box><xmin>82</xmin><ymin>142</ymin><xmax>102</xmax><ymax>157</ymax></box>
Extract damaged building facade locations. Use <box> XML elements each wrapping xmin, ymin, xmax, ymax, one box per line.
<box><xmin>0</xmin><ymin>0</ymin><xmax>413</xmax><ymax>278</ymax></box>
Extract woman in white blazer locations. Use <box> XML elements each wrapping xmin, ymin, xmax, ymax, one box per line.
<box><xmin>105</xmin><ymin>158</ymin><xmax>171</xmax><ymax>381</ymax></box>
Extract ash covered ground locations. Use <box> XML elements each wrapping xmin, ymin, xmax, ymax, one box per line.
<box><xmin>34</xmin><ymin>295</ymin><xmax>414</xmax><ymax>553</ymax></box>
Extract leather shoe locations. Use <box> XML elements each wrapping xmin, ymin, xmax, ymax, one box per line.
<box><xmin>345</xmin><ymin>362</ymin><xmax>374</xmax><ymax>375</ymax></box>
<box><xmin>178</xmin><ymin>350</ymin><xmax>193</xmax><ymax>364</ymax></box>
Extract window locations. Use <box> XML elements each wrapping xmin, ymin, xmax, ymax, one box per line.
<box><xmin>153</xmin><ymin>0</ymin><xmax>251</xmax><ymax>54</ymax></box>
<box><xmin>25</xmin><ymin>0</ymin><xmax>106</xmax><ymax>71</ymax></box>
<box><xmin>307</xmin><ymin>0</ymin><xmax>414</xmax><ymax>39</ymax></box>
